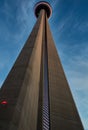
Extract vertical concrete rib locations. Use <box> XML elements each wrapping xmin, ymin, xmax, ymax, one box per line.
<box><xmin>37</xmin><ymin>9</ymin><xmax>50</xmax><ymax>130</ymax></box>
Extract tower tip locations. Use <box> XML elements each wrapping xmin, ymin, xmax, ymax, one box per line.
<box><xmin>34</xmin><ymin>1</ymin><xmax>52</xmax><ymax>19</ymax></box>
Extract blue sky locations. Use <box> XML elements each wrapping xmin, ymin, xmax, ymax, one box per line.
<box><xmin>0</xmin><ymin>0</ymin><xmax>88</xmax><ymax>129</ymax></box>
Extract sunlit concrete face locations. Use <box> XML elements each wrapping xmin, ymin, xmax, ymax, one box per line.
<box><xmin>0</xmin><ymin>1</ymin><xmax>84</xmax><ymax>130</ymax></box>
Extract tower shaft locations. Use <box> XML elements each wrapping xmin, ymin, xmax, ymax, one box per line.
<box><xmin>0</xmin><ymin>2</ymin><xmax>84</xmax><ymax>130</ymax></box>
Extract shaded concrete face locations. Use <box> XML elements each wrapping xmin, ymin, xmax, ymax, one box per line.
<box><xmin>0</xmin><ymin>5</ymin><xmax>84</xmax><ymax>130</ymax></box>
<box><xmin>0</xmin><ymin>10</ymin><xmax>45</xmax><ymax>130</ymax></box>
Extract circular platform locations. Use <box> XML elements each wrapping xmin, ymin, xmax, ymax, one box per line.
<box><xmin>34</xmin><ymin>1</ymin><xmax>52</xmax><ymax>19</ymax></box>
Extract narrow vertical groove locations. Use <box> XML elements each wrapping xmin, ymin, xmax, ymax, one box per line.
<box><xmin>42</xmin><ymin>11</ymin><xmax>50</xmax><ymax>130</ymax></box>
<box><xmin>37</xmin><ymin>42</ymin><xmax>43</xmax><ymax>130</ymax></box>
<box><xmin>45</xmin><ymin>14</ymin><xmax>51</xmax><ymax>130</ymax></box>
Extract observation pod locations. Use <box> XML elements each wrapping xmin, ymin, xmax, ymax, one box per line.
<box><xmin>34</xmin><ymin>1</ymin><xmax>52</xmax><ymax>18</ymax></box>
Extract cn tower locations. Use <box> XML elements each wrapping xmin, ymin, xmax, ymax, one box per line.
<box><xmin>0</xmin><ymin>1</ymin><xmax>84</xmax><ymax>130</ymax></box>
